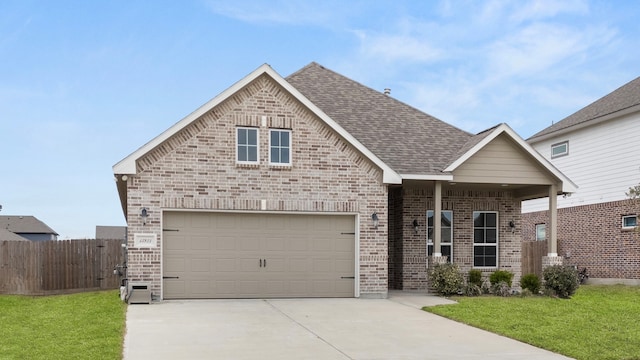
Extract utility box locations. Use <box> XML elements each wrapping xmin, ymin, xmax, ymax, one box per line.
<box><xmin>127</xmin><ymin>282</ymin><xmax>152</xmax><ymax>304</ymax></box>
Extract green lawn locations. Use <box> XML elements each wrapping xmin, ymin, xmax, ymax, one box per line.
<box><xmin>0</xmin><ymin>290</ymin><xmax>127</xmax><ymax>360</ymax></box>
<box><xmin>424</xmin><ymin>285</ymin><xmax>640</xmax><ymax>360</ymax></box>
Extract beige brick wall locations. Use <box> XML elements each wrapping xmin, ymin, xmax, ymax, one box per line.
<box><xmin>124</xmin><ymin>74</ymin><xmax>388</xmax><ymax>298</ymax></box>
<box><xmin>398</xmin><ymin>186</ymin><xmax>523</xmax><ymax>290</ymax></box>
<box><xmin>522</xmin><ymin>199</ymin><xmax>640</xmax><ymax>279</ymax></box>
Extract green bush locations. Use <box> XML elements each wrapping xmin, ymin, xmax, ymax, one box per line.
<box><xmin>543</xmin><ymin>265</ymin><xmax>579</xmax><ymax>298</ymax></box>
<box><xmin>520</xmin><ymin>273</ymin><xmax>541</xmax><ymax>294</ymax></box>
<box><xmin>489</xmin><ymin>270</ymin><xmax>514</xmax><ymax>287</ymax></box>
<box><xmin>462</xmin><ymin>284</ymin><xmax>482</xmax><ymax>297</ymax></box>
<box><xmin>468</xmin><ymin>269</ymin><xmax>483</xmax><ymax>287</ymax></box>
<box><xmin>491</xmin><ymin>281</ymin><xmax>511</xmax><ymax>297</ymax></box>
<box><xmin>428</xmin><ymin>263</ymin><xmax>464</xmax><ymax>296</ymax></box>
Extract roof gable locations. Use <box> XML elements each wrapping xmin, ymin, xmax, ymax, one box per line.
<box><xmin>445</xmin><ymin>124</ymin><xmax>577</xmax><ymax>193</ymax></box>
<box><xmin>113</xmin><ymin>63</ymin><xmax>401</xmax><ymax>184</ymax></box>
<box><xmin>0</xmin><ymin>216</ymin><xmax>58</xmax><ymax>235</ymax></box>
<box><xmin>530</xmin><ymin>76</ymin><xmax>640</xmax><ymax>142</ymax></box>
<box><xmin>286</xmin><ymin>62</ymin><xmax>472</xmax><ymax>176</ymax></box>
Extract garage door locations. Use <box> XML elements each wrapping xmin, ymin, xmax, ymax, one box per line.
<box><xmin>163</xmin><ymin>212</ymin><xmax>356</xmax><ymax>299</ymax></box>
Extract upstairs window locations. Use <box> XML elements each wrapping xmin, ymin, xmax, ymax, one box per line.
<box><xmin>551</xmin><ymin>141</ymin><xmax>569</xmax><ymax>158</ymax></box>
<box><xmin>269</xmin><ymin>129</ymin><xmax>291</xmax><ymax>165</ymax></box>
<box><xmin>622</xmin><ymin>215</ymin><xmax>637</xmax><ymax>229</ymax></box>
<box><xmin>237</xmin><ymin>127</ymin><xmax>259</xmax><ymax>164</ymax></box>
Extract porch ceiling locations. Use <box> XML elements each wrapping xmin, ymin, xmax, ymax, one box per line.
<box><xmin>399</xmin><ymin>180</ymin><xmax>554</xmax><ymax>201</ymax></box>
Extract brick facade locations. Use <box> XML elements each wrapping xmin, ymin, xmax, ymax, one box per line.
<box><xmin>389</xmin><ymin>185</ymin><xmax>523</xmax><ymax>290</ymax></box>
<box><xmin>124</xmin><ymin>75</ymin><xmax>389</xmax><ymax>298</ymax></box>
<box><xmin>522</xmin><ymin>199</ymin><xmax>640</xmax><ymax>279</ymax></box>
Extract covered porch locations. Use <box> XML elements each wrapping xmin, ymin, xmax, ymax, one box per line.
<box><xmin>386</xmin><ymin>125</ymin><xmax>575</xmax><ymax>291</ymax></box>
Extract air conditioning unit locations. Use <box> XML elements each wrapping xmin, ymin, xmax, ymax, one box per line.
<box><xmin>127</xmin><ymin>282</ymin><xmax>152</xmax><ymax>304</ymax></box>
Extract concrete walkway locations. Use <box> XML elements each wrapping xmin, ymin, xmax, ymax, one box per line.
<box><xmin>123</xmin><ymin>293</ymin><xmax>572</xmax><ymax>360</ymax></box>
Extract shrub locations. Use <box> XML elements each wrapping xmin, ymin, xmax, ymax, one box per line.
<box><xmin>520</xmin><ymin>273</ymin><xmax>541</xmax><ymax>294</ymax></box>
<box><xmin>468</xmin><ymin>269</ymin><xmax>483</xmax><ymax>287</ymax></box>
<box><xmin>491</xmin><ymin>281</ymin><xmax>511</xmax><ymax>297</ymax></box>
<box><xmin>489</xmin><ymin>270</ymin><xmax>514</xmax><ymax>287</ymax></box>
<box><xmin>462</xmin><ymin>284</ymin><xmax>482</xmax><ymax>297</ymax></box>
<box><xmin>543</xmin><ymin>265</ymin><xmax>579</xmax><ymax>298</ymax></box>
<box><xmin>428</xmin><ymin>263</ymin><xmax>464</xmax><ymax>296</ymax></box>
<box><xmin>520</xmin><ymin>288</ymin><xmax>533</xmax><ymax>297</ymax></box>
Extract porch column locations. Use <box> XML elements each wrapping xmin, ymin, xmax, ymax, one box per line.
<box><xmin>548</xmin><ymin>183</ymin><xmax>558</xmax><ymax>256</ymax></box>
<box><xmin>433</xmin><ymin>181</ymin><xmax>442</xmax><ymax>257</ymax></box>
<box><xmin>542</xmin><ymin>183</ymin><xmax>563</xmax><ymax>268</ymax></box>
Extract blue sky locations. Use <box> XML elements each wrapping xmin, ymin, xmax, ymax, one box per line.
<box><xmin>1</xmin><ymin>0</ymin><xmax>639</xmax><ymax>238</ymax></box>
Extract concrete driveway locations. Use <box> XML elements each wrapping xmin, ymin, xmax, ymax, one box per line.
<box><xmin>123</xmin><ymin>292</ymin><xmax>572</xmax><ymax>360</ymax></box>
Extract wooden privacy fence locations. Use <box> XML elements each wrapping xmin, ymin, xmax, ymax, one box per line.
<box><xmin>521</xmin><ymin>240</ymin><xmax>548</xmax><ymax>278</ymax></box>
<box><xmin>0</xmin><ymin>239</ymin><xmax>125</xmax><ymax>295</ymax></box>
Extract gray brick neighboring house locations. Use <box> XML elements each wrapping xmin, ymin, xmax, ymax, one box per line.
<box><xmin>0</xmin><ymin>215</ymin><xmax>58</xmax><ymax>241</ymax></box>
<box><xmin>113</xmin><ymin>62</ymin><xmax>575</xmax><ymax>300</ymax></box>
<box><xmin>523</xmin><ymin>76</ymin><xmax>640</xmax><ymax>284</ymax></box>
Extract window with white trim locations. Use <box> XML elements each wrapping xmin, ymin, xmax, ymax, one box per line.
<box><xmin>269</xmin><ymin>129</ymin><xmax>291</xmax><ymax>165</ymax></box>
<box><xmin>551</xmin><ymin>141</ymin><xmax>568</xmax><ymax>158</ymax></box>
<box><xmin>427</xmin><ymin>210</ymin><xmax>453</xmax><ymax>263</ymax></box>
<box><xmin>473</xmin><ymin>211</ymin><xmax>498</xmax><ymax>268</ymax></box>
<box><xmin>622</xmin><ymin>215</ymin><xmax>637</xmax><ymax>229</ymax></box>
<box><xmin>535</xmin><ymin>223</ymin><xmax>546</xmax><ymax>241</ymax></box>
<box><xmin>237</xmin><ymin>127</ymin><xmax>259</xmax><ymax>164</ymax></box>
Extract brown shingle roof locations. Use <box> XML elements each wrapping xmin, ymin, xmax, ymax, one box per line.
<box><xmin>530</xmin><ymin>76</ymin><xmax>640</xmax><ymax>140</ymax></box>
<box><xmin>286</xmin><ymin>62</ymin><xmax>472</xmax><ymax>175</ymax></box>
<box><xmin>0</xmin><ymin>216</ymin><xmax>58</xmax><ymax>235</ymax></box>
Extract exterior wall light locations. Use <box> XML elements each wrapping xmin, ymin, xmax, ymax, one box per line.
<box><xmin>413</xmin><ymin>219</ymin><xmax>419</xmax><ymax>234</ymax></box>
<box><xmin>140</xmin><ymin>208</ymin><xmax>149</xmax><ymax>225</ymax></box>
<box><xmin>509</xmin><ymin>220</ymin><xmax>515</xmax><ymax>233</ymax></box>
<box><xmin>371</xmin><ymin>212</ymin><xmax>379</xmax><ymax>229</ymax></box>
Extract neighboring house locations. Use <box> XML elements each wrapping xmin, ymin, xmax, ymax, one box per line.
<box><xmin>0</xmin><ymin>215</ymin><xmax>58</xmax><ymax>241</ymax></box>
<box><xmin>522</xmin><ymin>76</ymin><xmax>640</xmax><ymax>283</ymax></box>
<box><xmin>113</xmin><ymin>62</ymin><xmax>575</xmax><ymax>300</ymax></box>
<box><xmin>95</xmin><ymin>225</ymin><xmax>127</xmax><ymax>241</ymax></box>
<box><xmin>0</xmin><ymin>228</ymin><xmax>28</xmax><ymax>241</ymax></box>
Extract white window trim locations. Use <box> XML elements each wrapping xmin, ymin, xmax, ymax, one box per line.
<box><xmin>622</xmin><ymin>215</ymin><xmax>638</xmax><ymax>230</ymax></box>
<box><xmin>551</xmin><ymin>141</ymin><xmax>569</xmax><ymax>158</ymax></box>
<box><xmin>473</xmin><ymin>211</ymin><xmax>499</xmax><ymax>269</ymax></box>
<box><xmin>236</xmin><ymin>127</ymin><xmax>259</xmax><ymax>164</ymax></box>
<box><xmin>535</xmin><ymin>223</ymin><xmax>546</xmax><ymax>241</ymax></box>
<box><xmin>427</xmin><ymin>210</ymin><xmax>453</xmax><ymax>264</ymax></box>
<box><xmin>268</xmin><ymin>129</ymin><xmax>292</xmax><ymax>166</ymax></box>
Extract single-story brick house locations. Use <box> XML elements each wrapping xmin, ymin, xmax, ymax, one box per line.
<box><xmin>113</xmin><ymin>62</ymin><xmax>575</xmax><ymax>300</ymax></box>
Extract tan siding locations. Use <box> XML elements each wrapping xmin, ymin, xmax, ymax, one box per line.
<box><xmin>453</xmin><ymin>134</ymin><xmax>554</xmax><ymax>185</ymax></box>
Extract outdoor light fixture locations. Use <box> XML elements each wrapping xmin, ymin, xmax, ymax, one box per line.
<box><xmin>413</xmin><ymin>219</ymin><xmax>419</xmax><ymax>234</ymax></box>
<box><xmin>140</xmin><ymin>208</ymin><xmax>149</xmax><ymax>225</ymax></box>
<box><xmin>371</xmin><ymin>212</ymin><xmax>379</xmax><ymax>229</ymax></box>
<box><xmin>509</xmin><ymin>220</ymin><xmax>515</xmax><ymax>233</ymax></box>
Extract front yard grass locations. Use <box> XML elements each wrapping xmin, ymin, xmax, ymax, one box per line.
<box><xmin>424</xmin><ymin>285</ymin><xmax>640</xmax><ymax>360</ymax></box>
<box><xmin>0</xmin><ymin>290</ymin><xmax>126</xmax><ymax>360</ymax></box>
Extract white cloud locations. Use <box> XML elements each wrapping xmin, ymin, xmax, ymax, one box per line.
<box><xmin>509</xmin><ymin>0</ymin><xmax>589</xmax><ymax>24</ymax></box>
<box><xmin>355</xmin><ymin>32</ymin><xmax>443</xmax><ymax>64</ymax></box>
<box><xmin>204</xmin><ymin>0</ymin><xmax>349</xmax><ymax>27</ymax></box>
<box><xmin>486</xmin><ymin>22</ymin><xmax>617</xmax><ymax>80</ymax></box>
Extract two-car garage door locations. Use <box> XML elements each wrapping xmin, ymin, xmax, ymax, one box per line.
<box><xmin>163</xmin><ymin>212</ymin><xmax>356</xmax><ymax>299</ymax></box>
